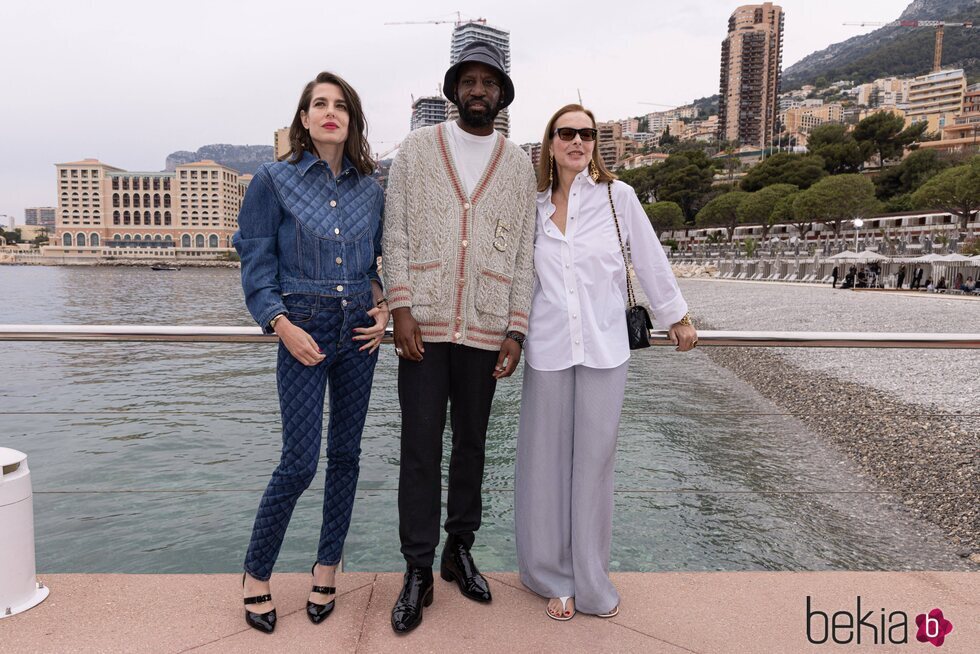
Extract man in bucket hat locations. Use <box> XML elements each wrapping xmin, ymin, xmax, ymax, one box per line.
<box><xmin>384</xmin><ymin>40</ymin><xmax>536</xmax><ymax>634</ymax></box>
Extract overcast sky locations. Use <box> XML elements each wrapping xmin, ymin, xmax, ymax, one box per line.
<box><xmin>0</xmin><ymin>0</ymin><xmax>913</xmax><ymax>224</ymax></box>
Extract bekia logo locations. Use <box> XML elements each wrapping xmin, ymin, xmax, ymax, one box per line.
<box><xmin>915</xmin><ymin>609</ymin><xmax>953</xmax><ymax>647</ymax></box>
<box><xmin>806</xmin><ymin>596</ymin><xmax>954</xmax><ymax>647</ymax></box>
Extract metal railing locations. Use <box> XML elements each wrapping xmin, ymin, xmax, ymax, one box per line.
<box><xmin>1</xmin><ymin>325</ymin><xmax>978</xmax><ymax>349</ymax></box>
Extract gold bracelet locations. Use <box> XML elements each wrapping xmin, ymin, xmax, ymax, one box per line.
<box><xmin>676</xmin><ymin>312</ymin><xmax>694</xmax><ymax>327</ymax></box>
<box><xmin>269</xmin><ymin>313</ymin><xmax>286</xmax><ymax>330</ymax></box>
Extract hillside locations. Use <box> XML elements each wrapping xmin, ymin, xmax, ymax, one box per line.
<box><xmin>165</xmin><ymin>144</ymin><xmax>273</xmax><ymax>176</ymax></box>
<box><xmin>783</xmin><ymin>0</ymin><xmax>980</xmax><ymax>88</ymax></box>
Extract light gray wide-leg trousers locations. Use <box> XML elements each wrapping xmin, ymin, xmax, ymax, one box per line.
<box><xmin>515</xmin><ymin>361</ymin><xmax>628</xmax><ymax>615</ymax></box>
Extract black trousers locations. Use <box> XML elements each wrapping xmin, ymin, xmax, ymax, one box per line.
<box><xmin>397</xmin><ymin>342</ymin><xmax>499</xmax><ymax>567</ymax></box>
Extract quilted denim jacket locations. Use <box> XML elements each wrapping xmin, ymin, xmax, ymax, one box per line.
<box><xmin>233</xmin><ymin>151</ymin><xmax>383</xmax><ymax>332</ymax></box>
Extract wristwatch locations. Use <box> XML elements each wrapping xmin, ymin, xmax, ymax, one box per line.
<box><xmin>269</xmin><ymin>313</ymin><xmax>287</xmax><ymax>331</ymax></box>
<box><xmin>676</xmin><ymin>312</ymin><xmax>694</xmax><ymax>327</ymax></box>
<box><xmin>505</xmin><ymin>331</ymin><xmax>526</xmax><ymax>348</ymax></box>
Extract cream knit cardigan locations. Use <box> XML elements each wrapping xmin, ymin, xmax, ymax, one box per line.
<box><xmin>383</xmin><ymin>122</ymin><xmax>537</xmax><ymax>351</ymax></box>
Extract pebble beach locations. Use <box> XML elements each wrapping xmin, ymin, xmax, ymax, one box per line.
<box><xmin>677</xmin><ymin>278</ymin><xmax>980</xmax><ymax>563</ymax></box>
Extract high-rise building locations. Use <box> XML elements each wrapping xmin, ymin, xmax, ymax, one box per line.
<box><xmin>907</xmin><ymin>69</ymin><xmax>967</xmax><ymax>133</ymax></box>
<box><xmin>274</xmin><ymin>127</ymin><xmax>291</xmax><ymax>161</ymax></box>
<box><xmin>24</xmin><ymin>207</ymin><xmax>56</xmax><ymax>230</ymax></box>
<box><xmin>597</xmin><ymin>122</ymin><xmax>628</xmax><ymax>169</ymax></box>
<box><xmin>782</xmin><ymin>103</ymin><xmax>844</xmax><ymax>135</ymax></box>
<box><xmin>935</xmin><ymin>83</ymin><xmax>980</xmax><ymax>145</ymax></box>
<box><xmin>619</xmin><ymin>118</ymin><xmax>640</xmax><ymax>135</ymax></box>
<box><xmin>51</xmin><ymin>158</ymin><xmax>250</xmax><ymax>255</ymax></box>
<box><xmin>520</xmin><ymin>142</ymin><xmax>541</xmax><ymax>167</ymax></box>
<box><xmin>717</xmin><ymin>3</ymin><xmax>784</xmax><ymax>148</ymax></box>
<box><xmin>411</xmin><ymin>96</ymin><xmax>449</xmax><ymax>131</ymax></box>
<box><xmin>447</xmin><ymin>20</ymin><xmax>511</xmax><ymax>137</ymax></box>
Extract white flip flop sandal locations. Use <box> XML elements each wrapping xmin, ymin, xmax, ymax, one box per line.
<box><xmin>597</xmin><ymin>604</ymin><xmax>619</xmax><ymax>618</ymax></box>
<box><xmin>547</xmin><ymin>596</ymin><xmax>575</xmax><ymax>621</ymax></box>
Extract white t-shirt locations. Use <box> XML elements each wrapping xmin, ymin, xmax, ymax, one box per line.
<box><xmin>444</xmin><ymin>120</ymin><xmax>497</xmax><ymax>196</ymax></box>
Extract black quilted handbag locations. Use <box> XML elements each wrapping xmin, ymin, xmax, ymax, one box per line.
<box><xmin>608</xmin><ymin>183</ymin><xmax>653</xmax><ymax>350</ymax></box>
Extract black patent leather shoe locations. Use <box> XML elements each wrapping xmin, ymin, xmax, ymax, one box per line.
<box><xmin>307</xmin><ymin>563</ymin><xmax>336</xmax><ymax>624</ymax></box>
<box><xmin>391</xmin><ymin>566</ymin><xmax>433</xmax><ymax>634</ymax></box>
<box><xmin>242</xmin><ymin>573</ymin><xmax>277</xmax><ymax>634</ymax></box>
<box><xmin>440</xmin><ymin>540</ymin><xmax>492</xmax><ymax>603</ymax></box>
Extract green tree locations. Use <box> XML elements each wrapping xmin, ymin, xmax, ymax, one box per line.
<box><xmin>736</xmin><ymin>183</ymin><xmax>798</xmax><ymax>239</ymax></box>
<box><xmin>768</xmin><ymin>193</ymin><xmax>798</xmax><ymax>235</ymax></box>
<box><xmin>853</xmin><ymin>112</ymin><xmax>927</xmax><ymax>167</ymax></box>
<box><xmin>644</xmin><ymin>201</ymin><xmax>685</xmax><ymax>233</ymax></box>
<box><xmin>806</xmin><ymin>174</ymin><xmax>882</xmax><ymax>238</ymax></box>
<box><xmin>740</xmin><ymin>152</ymin><xmax>826</xmax><ymax>192</ymax></box>
<box><xmin>911</xmin><ymin>156</ymin><xmax>980</xmax><ymax>234</ymax></box>
<box><xmin>806</xmin><ymin>123</ymin><xmax>869</xmax><ymax>174</ymax></box>
<box><xmin>874</xmin><ymin>148</ymin><xmax>951</xmax><ymax>200</ymax></box>
<box><xmin>695</xmin><ymin>190</ymin><xmax>749</xmax><ymax>242</ymax></box>
<box><xmin>618</xmin><ymin>165</ymin><xmax>659</xmax><ymax>203</ymax></box>
<box><xmin>787</xmin><ymin>189</ymin><xmax>822</xmax><ymax>239</ymax></box>
<box><xmin>2</xmin><ymin>229</ymin><xmax>22</xmax><ymax>244</ymax></box>
<box><xmin>652</xmin><ymin>150</ymin><xmax>717</xmax><ymax>221</ymax></box>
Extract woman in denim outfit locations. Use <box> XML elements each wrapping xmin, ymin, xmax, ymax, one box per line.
<box><xmin>234</xmin><ymin>71</ymin><xmax>387</xmax><ymax>633</ymax></box>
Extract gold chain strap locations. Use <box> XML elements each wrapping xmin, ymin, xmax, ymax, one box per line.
<box><xmin>607</xmin><ymin>182</ymin><xmax>637</xmax><ymax>308</ymax></box>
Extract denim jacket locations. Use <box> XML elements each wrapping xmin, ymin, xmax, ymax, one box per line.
<box><xmin>233</xmin><ymin>151</ymin><xmax>383</xmax><ymax>332</ymax></box>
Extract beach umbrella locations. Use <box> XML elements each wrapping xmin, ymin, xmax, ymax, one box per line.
<box><xmin>828</xmin><ymin>250</ymin><xmax>859</xmax><ymax>260</ymax></box>
<box><xmin>935</xmin><ymin>253</ymin><xmax>972</xmax><ymax>262</ymax></box>
<box><xmin>856</xmin><ymin>249</ymin><xmax>889</xmax><ymax>262</ymax></box>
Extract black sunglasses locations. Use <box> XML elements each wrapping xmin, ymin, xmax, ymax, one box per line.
<box><xmin>552</xmin><ymin>127</ymin><xmax>598</xmax><ymax>142</ymax></box>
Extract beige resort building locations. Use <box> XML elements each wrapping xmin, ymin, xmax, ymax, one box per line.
<box><xmin>49</xmin><ymin>158</ymin><xmax>250</xmax><ymax>258</ymax></box>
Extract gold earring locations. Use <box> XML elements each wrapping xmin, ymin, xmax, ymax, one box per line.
<box><xmin>589</xmin><ymin>159</ymin><xmax>600</xmax><ymax>182</ymax></box>
<box><xmin>548</xmin><ymin>153</ymin><xmax>554</xmax><ymax>186</ymax></box>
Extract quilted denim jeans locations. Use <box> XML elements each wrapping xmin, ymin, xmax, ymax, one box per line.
<box><xmin>244</xmin><ymin>291</ymin><xmax>378</xmax><ymax>581</ymax></box>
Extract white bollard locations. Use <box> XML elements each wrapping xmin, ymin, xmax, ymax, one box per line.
<box><xmin>0</xmin><ymin>447</ymin><xmax>49</xmax><ymax>618</ymax></box>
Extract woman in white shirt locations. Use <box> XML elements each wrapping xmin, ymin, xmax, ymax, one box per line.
<box><xmin>515</xmin><ymin>104</ymin><xmax>697</xmax><ymax>622</ymax></box>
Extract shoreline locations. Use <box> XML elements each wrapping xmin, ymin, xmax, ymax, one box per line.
<box><xmin>694</xmin><ymin>319</ymin><xmax>980</xmax><ymax>565</ymax></box>
<box><xmin>0</xmin><ymin>258</ymin><xmax>239</xmax><ymax>268</ymax></box>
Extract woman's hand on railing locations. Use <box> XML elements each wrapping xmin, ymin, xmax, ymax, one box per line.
<box><xmin>274</xmin><ymin>318</ymin><xmax>326</xmax><ymax>366</ymax></box>
<box><xmin>669</xmin><ymin>323</ymin><xmax>698</xmax><ymax>352</ymax></box>
<box><xmin>353</xmin><ymin>305</ymin><xmax>389</xmax><ymax>354</ymax></box>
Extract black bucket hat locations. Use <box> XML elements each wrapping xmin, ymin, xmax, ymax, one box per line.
<box><xmin>443</xmin><ymin>41</ymin><xmax>515</xmax><ymax>109</ymax></box>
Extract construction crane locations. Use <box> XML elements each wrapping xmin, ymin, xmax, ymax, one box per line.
<box><xmin>385</xmin><ymin>11</ymin><xmax>486</xmax><ymax>27</ymax></box>
<box><xmin>843</xmin><ymin>20</ymin><xmax>975</xmax><ymax>72</ymax></box>
<box><xmin>375</xmin><ymin>143</ymin><xmax>401</xmax><ymax>163</ymax></box>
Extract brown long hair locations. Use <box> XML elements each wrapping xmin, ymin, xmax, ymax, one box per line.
<box><xmin>536</xmin><ymin>104</ymin><xmax>616</xmax><ymax>192</ymax></box>
<box><xmin>283</xmin><ymin>72</ymin><xmax>375</xmax><ymax>176</ymax></box>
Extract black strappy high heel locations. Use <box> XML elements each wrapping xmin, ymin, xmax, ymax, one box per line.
<box><xmin>307</xmin><ymin>563</ymin><xmax>336</xmax><ymax>624</ymax></box>
<box><xmin>242</xmin><ymin>572</ymin><xmax>277</xmax><ymax>634</ymax></box>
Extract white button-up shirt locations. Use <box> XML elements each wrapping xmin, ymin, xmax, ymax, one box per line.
<box><xmin>524</xmin><ymin>174</ymin><xmax>688</xmax><ymax>371</ymax></box>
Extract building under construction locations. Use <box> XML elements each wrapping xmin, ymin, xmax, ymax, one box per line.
<box><xmin>410</xmin><ymin>96</ymin><xmax>448</xmax><ymax>131</ymax></box>
<box><xmin>447</xmin><ymin>21</ymin><xmax>512</xmax><ymax>137</ymax></box>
